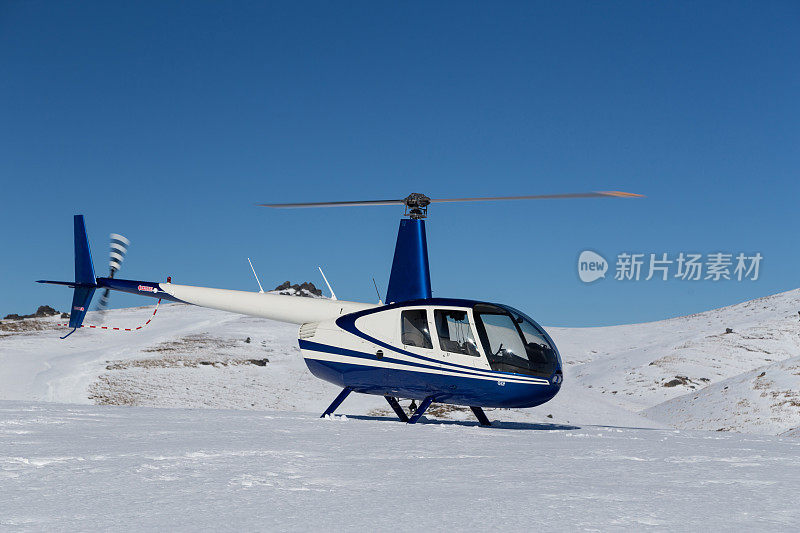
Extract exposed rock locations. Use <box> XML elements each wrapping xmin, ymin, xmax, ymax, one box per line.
<box><xmin>662</xmin><ymin>375</ymin><xmax>707</xmax><ymax>388</ymax></box>
<box><xmin>34</xmin><ymin>305</ymin><xmax>58</xmax><ymax>317</ymax></box>
<box><xmin>4</xmin><ymin>305</ymin><xmax>60</xmax><ymax>321</ymax></box>
<box><xmin>271</xmin><ymin>281</ymin><xmax>324</xmax><ymax>298</ymax></box>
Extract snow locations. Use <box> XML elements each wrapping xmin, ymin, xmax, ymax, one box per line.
<box><xmin>644</xmin><ymin>356</ymin><xmax>800</xmax><ymax>434</ymax></box>
<box><xmin>2</xmin><ymin>291</ymin><xmax>800</xmax><ymax>528</ymax></box>
<box><xmin>2</xmin><ymin>401</ymin><xmax>799</xmax><ymax>531</ymax></box>
<box><xmin>546</xmin><ymin>289</ymin><xmax>800</xmax><ymax>434</ymax></box>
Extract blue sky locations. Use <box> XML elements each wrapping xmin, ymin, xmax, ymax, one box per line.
<box><xmin>1</xmin><ymin>1</ymin><xmax>798</xmax><ymax>326</ymax></box>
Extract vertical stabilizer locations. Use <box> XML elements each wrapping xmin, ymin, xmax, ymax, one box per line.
<box><xmin>68</xmin><ymin>215</ymin><xmax>97</xmax><ymax>329</ymax></box>
<box><xmin>385</xmin><ymin>219</ymin><xmax>432</xmax><ymax>304</ymax></box>
<box><xmin>74</xmin><ymin>215</ymin><xmax>96</xmax><ymax>284</ymax></box>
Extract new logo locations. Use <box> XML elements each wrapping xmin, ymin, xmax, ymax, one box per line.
<box><xmin>578</xmin><ymin>250</ymin><xmax>608</xmax><ymax>283</ymax></box>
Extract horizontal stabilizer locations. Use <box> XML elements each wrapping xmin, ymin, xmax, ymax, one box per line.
<box><xmin>36</xmin><ymin>280</ymin><xmax>95</xmax><ymax>288</ymax></box>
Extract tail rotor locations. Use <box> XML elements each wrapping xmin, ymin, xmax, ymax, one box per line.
<box><xmin>97</xmin><ymin>233</ymin><xmax>130</xmax><ymax>312</ymax></box>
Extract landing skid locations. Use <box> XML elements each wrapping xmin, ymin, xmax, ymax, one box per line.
<box><xmin>469</xmin><ymin>406</ymin><xmax>492</xmax><ymax>426</ymax></box>
<box><xmin>320</xmin><ymin>387</ymin><xmax>352</xmax><ymax>418</ymax></box>
<box><xmin>384</xmin><ymin>396</ymin><xmax>409</xmax><ymax>422</ymax></box>
<box><xmin>320</xmin><ymin>389</ymin><xmax>492</xmax><ymax>427</ymax></box>
<box><xmin>407</xmin><ymin>396</ymin><xmax>434</xmax><ymax>424</ymax></box>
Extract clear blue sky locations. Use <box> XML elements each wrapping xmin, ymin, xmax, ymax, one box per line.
<box><xmin>1</xmin><ymin>1</ymin><xmax>798</xmax><ymax>326</ymax></box>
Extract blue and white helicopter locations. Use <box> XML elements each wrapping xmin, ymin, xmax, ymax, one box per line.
<box><xmin>39</xmin><ymin>191</ymin><xmax>642</xmax><ymax>426</ymax></box>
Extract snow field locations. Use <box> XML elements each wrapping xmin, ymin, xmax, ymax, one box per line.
<box><xmin>1</xmin><ymin>402</ymin><xmax>799</xmax><ymax>531</ymax></box>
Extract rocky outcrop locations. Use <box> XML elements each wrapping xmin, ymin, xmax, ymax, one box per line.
<box><xmin>4</xmin><ymin>305</ymin><xmax>60</xmax><ymax>321</ymax></box>
<box><xmin>271</xmin><ymin>281</ymin><xmax>324</xmax><ymax>298</ymax></box>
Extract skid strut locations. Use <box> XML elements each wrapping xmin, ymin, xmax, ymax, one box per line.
<box><xmin>384</xmin><ymin>396</ymin><xmax>410</xmax><ymax>422</ymax></box>
<box><xmin>320</xmin><ymin>387</ymin><xmax>352</xmax><ymax>418</ymax></box>
<box><xmin>407</xmin><ymin>396</ymin><xmax>434</xmax><ymax>424</ymax></box>
<box><xmin>470</xmin><ymin>406</ymin><xmax>492</xmax><ymax>427</ymax></box>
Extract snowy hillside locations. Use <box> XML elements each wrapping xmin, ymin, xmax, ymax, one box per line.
<box><xmin>2</xmin><ymin>402</ymin><xmax>799</xmax><ymax>531</ymax></box>
<box><xmin>1</xmin><ymin>289</ymin><xmax>799</xmax><ymax>435</ymax></box>
<box><xmin>547</xmin><ymin>289</ymin><xmax>800</xmax><ymax>435</ymax></box>
<box><xmin>644</xmin><ymin>356</ymin><xmax>800</xmax><ymax>436</ymax></box>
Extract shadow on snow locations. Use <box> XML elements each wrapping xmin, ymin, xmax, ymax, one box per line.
<box><xmin>342</xmin><ymin>414</ymin><xmax>582</xmax><ymax>431</ymax></box>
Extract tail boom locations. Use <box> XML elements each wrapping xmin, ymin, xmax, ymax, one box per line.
<box><xmin>98</xmin><ymin>278</ymin><xmax>376</xmax><ymax>325</ymax></box>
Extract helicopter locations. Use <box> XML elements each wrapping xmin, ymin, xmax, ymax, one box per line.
<box><xmin>38</xmin><ymin>191</ymin><xmax>642</xmax><ymax>426</ymax></box>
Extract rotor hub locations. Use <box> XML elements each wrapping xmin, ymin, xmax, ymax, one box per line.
<box><xmin>403</xmin><ymin>193</ymin><xmax>431</xmax><ymax>219</ymax></box>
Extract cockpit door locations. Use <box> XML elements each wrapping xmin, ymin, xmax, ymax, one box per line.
<box><xmin>431</xmin><ymin>308</ymin><xmax>486</xmax><ymax>370</ymax></box>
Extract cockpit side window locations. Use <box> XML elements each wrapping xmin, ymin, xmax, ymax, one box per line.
<box><xmin>401</xmin><ymin>309</ymin><xmax>433</xmax><ymax>349</ymax></box>
<box><xmin>473</xmin><ymin>303</ymin><xmax>561</xmax><ymax>378</ymax></box>
<box><xmin>434</xmin><ymin>309</ymin><xmax>480</xmax><ymax>356</ymax></box>
<box><xmin>477</xmin><ymin>312</ymin><xmax>528</xmax><ymax>365</ymax></box>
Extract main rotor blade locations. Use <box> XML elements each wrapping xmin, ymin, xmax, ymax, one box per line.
<box><xmin>259</xmin><ymin>191</ymin><xmax>643</xmax><ymax>209</ymax></box>
<box><xmin>259</xmin><ymin>199</ymin><xmax>406</xmax><ymax>208</ymax></box>
<box><xmin>428</xmin><ymin>191</ymin><xmax>644</xmax><ymax>203</ymax></box>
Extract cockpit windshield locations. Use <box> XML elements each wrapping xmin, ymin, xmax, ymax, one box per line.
<box><xmin>473</xmin><ymin>304</ymin><xmax>561</xmax><ymax>378</ymax></box>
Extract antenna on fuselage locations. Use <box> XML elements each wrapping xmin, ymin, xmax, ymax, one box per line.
<box><xmin>248</xmin><ymin>258</ymin><xmax>265</xmax><ymax>293</ymax></box>
<box><xmin>372</xmin><ymin>277</ymin><xmax>383</xmax><ymax>305</ymax></box>
<box><xmin>318</xmin><ymin>266</ymin><xmax>337</xmax><ymax>301</ymax></box>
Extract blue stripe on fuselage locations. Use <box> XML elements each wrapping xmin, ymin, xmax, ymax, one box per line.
<box><xmin>298</xmin><ymin>339</ymin><xmax>549</xmax><ymax>385</ymax></box>
<box><xmin>303</xmin><ymin>357</ymin><xmax>559</xmax><ymax>409</ymax></box>
<box><xmin>300</xmin><ymin>339</ymin><xmax>448</xmax><ymax>376</ymax></box>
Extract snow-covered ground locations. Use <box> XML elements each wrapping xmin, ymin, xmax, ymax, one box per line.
<box><xmin>2</xmin><ymin>401</ymin><xmax>799</xmax><ymax>531</ymax></box>
<box><xmin>2</xmin><ymin>291</ymin><xmax>800</xmax><ymax>529</ymax></box>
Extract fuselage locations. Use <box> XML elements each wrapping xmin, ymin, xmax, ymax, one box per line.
<box><xmin>298</xmin><ymin>298</ymin><xmax>563</xmax><ymax>408</ymax></box>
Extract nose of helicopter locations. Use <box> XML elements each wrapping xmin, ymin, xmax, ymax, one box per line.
<box><xmin>507</xmin><ymin>370</ymin><xmax>562</xmax><ymax>409</ymax></box>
